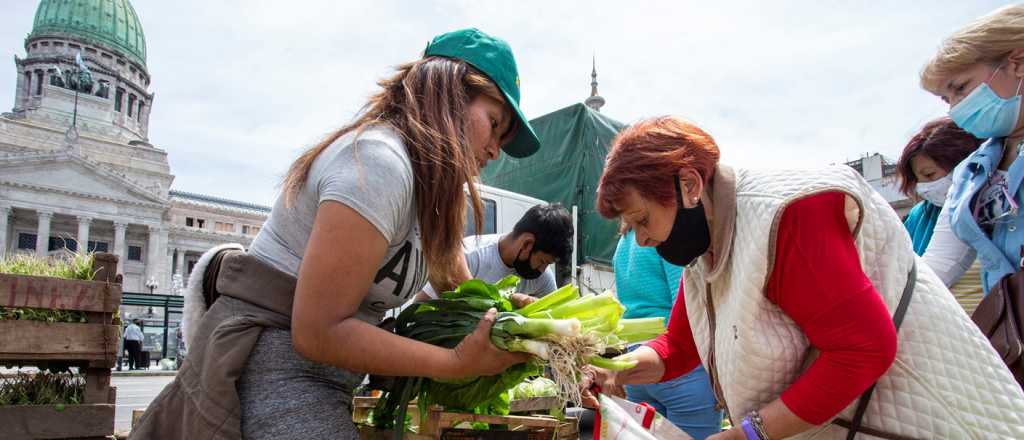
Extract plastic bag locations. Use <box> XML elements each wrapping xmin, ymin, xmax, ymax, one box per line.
<box><xmin>594</xmin><ymin>393</ymin><xmax>693</xmax><ymax>440</ymax></box>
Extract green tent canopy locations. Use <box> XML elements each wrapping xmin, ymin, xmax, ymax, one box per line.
<box><xmin>481</xmin><ymin>103</ymin><xmax>627</xmax><ymax>266</ymax></box>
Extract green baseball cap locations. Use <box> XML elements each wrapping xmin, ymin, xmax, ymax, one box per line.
<box><xmin>425</xmin><ymin>28</ymin><xmax>540</xmax><ymax>159</ymax></box>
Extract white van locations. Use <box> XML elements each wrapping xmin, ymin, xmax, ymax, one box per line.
<box><xmin>464</xmin><ymin>184</ymin><xmax>547</xmax><ymax>237</ymax></box>
<box><xmin>465</xmin><ymin>184</ymin><xmax>615</xmax><ymax>294</ymax></box>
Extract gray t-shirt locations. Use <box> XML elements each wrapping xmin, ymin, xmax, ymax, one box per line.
<box><xmin>424</xmin><ymin>233</ymin><xmax>557</xmax><ymax>298</ymax></box>
<box><xmin>249</xmin><ymin>125</ymin><xmax>427</xmax><ymax>323</ymax></box>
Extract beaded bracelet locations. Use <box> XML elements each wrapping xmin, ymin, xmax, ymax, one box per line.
<box><xmin>747</xmin><ymin>410</ymin><xmax>770</xmax><ymax>440</ymax></box>
<box><xmin>740</xmin><ymin>417</ymin><xmax>761</xmax><ymax>440</ymax></box>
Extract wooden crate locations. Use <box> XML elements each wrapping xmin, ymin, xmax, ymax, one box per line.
<box><xmin>0</xmin><ymin>253</ymin><xmax>121</xmax><ymax>439</ymax></box>
<box><xmin>354</xmin><ymin>397</ymin><xmax>578</xmax><ymax>440</ymax></box>
<box><xmin>0</xmin><ymin>404</ymin><xmax>115</xmax><ymax>440</ymax></box>
<box><xmin>509</xmin><ymin>396</ymin><xmax>560</xmax><ymax>414</ymax></box>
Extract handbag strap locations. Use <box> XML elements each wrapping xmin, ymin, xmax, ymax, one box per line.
<box><xmin>843</xmin><ymin>262</ymin><xmax>917</xmax><ymax>440</ymax></box>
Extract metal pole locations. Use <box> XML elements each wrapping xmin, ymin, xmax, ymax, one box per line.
<box><xmin>162</xmin><ymin>299</ymin><xmax>169</xmax><ymax>360</ymax></box>
<box><xmin>571</xmin><ymin>205</ymin><xmax>578</xmax><ymax>284</ymax></box>
<box><xmin>72</xmin><ymin>73</ymin><xmax>78</xmax><ymax>129</ymax></box>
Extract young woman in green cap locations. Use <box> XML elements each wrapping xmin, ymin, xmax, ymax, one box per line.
<box><xmin>129</xmin><ymin>28</ymin><xmax>541</xmax><ymax>440</ymax></box>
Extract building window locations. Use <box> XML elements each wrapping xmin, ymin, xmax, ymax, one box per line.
<box><xmin>69</xmin><ymin>44</ymin><xmax>81</xmax><ymax>51</ymax></box>
<box><xmin>185</xmin><ymin>217</ymin><xmax>194</xmax><ymax>227</ymax></box>
<box><xmin>88</xmin><ymin>241</ymin><xmax>109</xmax><ymax>253</ymax></box>
<box><xmin>48</xmin><ymin>237</ymin><xmax>77</xmax><ymax>252</ymax></box>
<box><xmin>127</xmin><ymin>94</ymin><xmax>136</xmax><ymax>117</ymax></box>
<box><xmin>17</xmin><ymin>233</ymin><xmax>37</xmax><ymax>250</ymax></box>
<box><xmin>137</xmin><ymin>101</ymin><xmax>144</xmax><ymax>121</ymax></box>
<box><xmin>34</xmin><ymin>71</ymin><xmax>43</xmax><ymax>95</ymax></box>
<box><xmin>463</xmin><ymin>198</ymin><xmax>498</xmax><ymax>236</ymax></box>
<box><xmin>54</xmin><ymin>42</ymin><xmax>64</xmax><ymax>48</ymax></box>
<box><xmin>215</xmin><ymin>222</ymin><xmax>235</xmax><ymax>233</ymax></box>
<box><xmin>115</xmin><ymin>88</ymin><xmax>124</xmax><ymax>112</ymax></box>
<box><xmin>128</xmin><ymin>245</ymin><xmax>143</xmax><ymax>261</ymax></box>
<box><xmin>196</xmin><ymin>219</ymin><xmax>206</xmax><ymax>229</ymax></box>
<box><xmin>242</xmin><ymin>225</ymin><xmax>262</xmax><ymax>235</ymax></box>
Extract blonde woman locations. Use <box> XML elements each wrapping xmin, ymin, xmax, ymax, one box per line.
<box><xmin>133</xmin><ymin>29</ymin><xmax>540</xmax><ymax>439</ymax></box>
<box><xmin>920</xmin><ymin>5</ymin><xmax>1024</xmax><ymax>296</ymax></box>
<box><xmin>919</xmin><ymin>5</ymin><xmax>1024</xmax><ymax>385</ymax></box>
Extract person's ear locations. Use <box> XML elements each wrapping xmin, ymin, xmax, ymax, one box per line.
<box><xmin>677</xmin><ymin>168</ymin><xmax>705</xmax><ymax>208</ymax></box>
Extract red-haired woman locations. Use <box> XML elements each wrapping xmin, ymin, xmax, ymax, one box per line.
<box><xmin>895</xmin><ymin>117</ymin><xmax>984</xmax><ymax>314</ymax></box>
<box><xmin>586</xmin><ymin>116</ymin><xmax>1024</xmax><ymax>439</ymax></box>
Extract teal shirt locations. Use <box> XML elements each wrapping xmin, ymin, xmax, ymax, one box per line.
<box><xmin>612</xmin><ymin>230</ymin><xmax>683</xmax><ymax>322</ymax></box>
<box><xmin>903</xmin><ymin>201</ymin><xmax>941</xmax><ymax>256</ymax></box>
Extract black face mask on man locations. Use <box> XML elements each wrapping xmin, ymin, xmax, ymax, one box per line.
<box><xmin>512</xmin><ymin>247</ymin><xmax>544</xmax><ymax>280</ymax></box>
<box><xmin>655</xmin><ymin>177</ymin><xmax>711</xmax><ymax>267</ymax></box>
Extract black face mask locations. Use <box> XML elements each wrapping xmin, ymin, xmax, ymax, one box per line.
<box><xmin>655</xmin><ymin>178</ymin><xmax>711</xmax><ymax>267</ymax></box>
<box><xmin>512</xmin><ymin>248</ymin><xmax>544</xmax><ymax>280</ymax></box>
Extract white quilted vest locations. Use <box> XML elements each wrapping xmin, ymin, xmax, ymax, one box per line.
<box><xmin>684</xmin><ymin>166</ymin><xmax>1024</xmax><ymax>439</ymax></box>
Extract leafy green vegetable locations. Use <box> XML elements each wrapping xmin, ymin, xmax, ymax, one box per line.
<box><xmin>509</xmin><ymin>377</ymin><xmax>558</xmax><ymax>400</ymax></box>
<box><xmin>372</xmin><ymin>278</ymin><xmax>668</xmax><ymax>437</ymax></box>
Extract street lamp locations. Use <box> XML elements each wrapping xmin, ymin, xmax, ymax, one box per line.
<box><xmin>145</xmin><ymin>276</ymin><xmax>158</xmax><ymax>295</ymax></box>
<box><xmin>53</xmin><ymin>51</ymin><xmax>93</xmax><ymax>141</ymax></box>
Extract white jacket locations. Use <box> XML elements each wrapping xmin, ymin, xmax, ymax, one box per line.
<box><xmin>683</xmin><ymin>165</ymin><xmax>1024</xmax><ymax>439</ymax></box>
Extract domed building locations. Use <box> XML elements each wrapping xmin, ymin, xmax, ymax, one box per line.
<box><xmin>0</xmin><ymin>0</ymin><xmax>269</xmax><ymax>295</ymax></box>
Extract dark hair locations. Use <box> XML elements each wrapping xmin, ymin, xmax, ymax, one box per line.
<box><xmin>511</xmin><ymin>203</ymin><xmax>574</xmax><ymax>264</ymax></box>
<box><xmin>896</xmin><ymin>117</ymin><xmax>983</xmax><ymax>196</ymax></box>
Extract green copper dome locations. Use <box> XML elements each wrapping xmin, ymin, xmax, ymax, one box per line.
<box><xmin>28</xmin><ymin>0</ymin><xmax>146</xmax><ymax>67</ymax></box>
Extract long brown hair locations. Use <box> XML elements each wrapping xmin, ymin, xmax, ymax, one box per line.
<box><xmin>281</xmin><ymin>56</ymin><xmax>504</xmax><ymax>291</ymax></box>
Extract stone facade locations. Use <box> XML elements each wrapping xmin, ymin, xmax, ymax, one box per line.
<box><xmin>0</xmin><ymin>1</ymin><xmax>269</xmax><ymax>295</ymax></box>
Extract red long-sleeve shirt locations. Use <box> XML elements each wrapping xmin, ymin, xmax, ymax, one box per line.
<box><xmin>646</xmin><ymin>192</ymin><xmax>898</xmax><ymax>425</ymax></box>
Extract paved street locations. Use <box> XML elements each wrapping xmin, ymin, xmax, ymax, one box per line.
<box><xmin>112</xmin><ymin>375</ymin><xmax>174</xmax><ymax>432</ymax></box>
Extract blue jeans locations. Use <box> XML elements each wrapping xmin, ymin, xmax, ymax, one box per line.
<box><xmin>624</xmin><ymin>365</ymin><xmax>722</xmax><ymax>440</ymax></box>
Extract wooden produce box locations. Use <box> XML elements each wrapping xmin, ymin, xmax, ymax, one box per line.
<box><xmin>0</xmin><ymin>253</ymin><xmax>121</xmax><ymax>440</ymax></box>
<box><xmin>509</xmin><ymin>396</ymin><xmax>560</xmax><ymax>414</ymax></box>
<box><xmin>353</xmin><ymin>397</ymin><xmax>579</xmax><ymax>440</ymax></box>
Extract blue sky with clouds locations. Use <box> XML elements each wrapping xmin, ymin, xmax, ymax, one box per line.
<box><xmin>0</xmin><ymin>0</ymin><xmax>1014</xmax><ymax>206</ymax></box>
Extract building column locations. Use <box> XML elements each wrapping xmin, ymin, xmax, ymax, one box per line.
<box><xmin>35</xmin><ymin>211</ymin><xmax>52</xmax><ymax>257</ymax></box>
<box><xmin>175</xmin><ymin>248</ymin><xmax>186</xmax><ymax>280</ymax></box>
<box><xmin>146</xmin><ymin>226</ymin><xmax>165</xmax><ymax>294</ymax></box>
<box><xmin>0</xmin><ymin>206</ymin><xmax>10</xmax><ymax>259</ymax></box>
<box><xmin>76</xmin><ymin>216</ymin><xmax>91</xmax><ymax>254</ymax></box>
<box><xmin>14</xmin><ymin>70</ymin><xmax>26</xmax><ymax>112</ymax></box>
<box><xmin>113</xmin><ymin>222</ymin><xmax>127</xmax><ymax>274</ymax></box>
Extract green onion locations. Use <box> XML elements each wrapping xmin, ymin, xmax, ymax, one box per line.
<box><xmin>615</xmin><ymin>317</ymin><xmax>667</xmax><ymax>344</ymax></box>
<box><xmin>587</xmin><ymin>354</ymin><xmax>639</xmax><ymax>371</ymax></box>
<box><xmin>516</xmin><ymin>284</ymin><xmax>579</xmax><ymax>316</ymax></box>
<box><xmin>495</xmin><ymin>313</ymin><xmax>581</xmax><ymax>339</ymax></box>
<box><xmin>530</xmin><ymin>291</ymin><xmax>619</xmax><ymax>319</ymax></box>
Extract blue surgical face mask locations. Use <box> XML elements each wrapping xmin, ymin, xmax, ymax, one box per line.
<box><xmin>949</xmin><ymin>65</ymin><xmax>1024</xmax><ymax>139</ymax></box>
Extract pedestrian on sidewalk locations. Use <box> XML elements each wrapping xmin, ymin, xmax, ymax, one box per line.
<box><xmin>123</xmin><ymin>319</ymin><xmax>144</xmax><ymax>370</ymax></box>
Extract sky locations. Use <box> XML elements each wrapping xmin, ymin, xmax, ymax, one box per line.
<box><xmin>0</xmin><ymin>0</ymin><xmax>1015</xmax><ymax>206</ymax></box>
